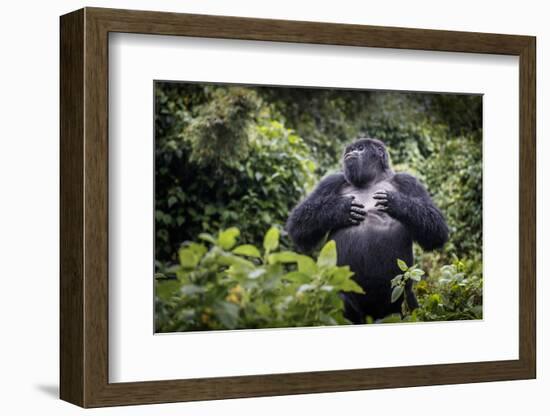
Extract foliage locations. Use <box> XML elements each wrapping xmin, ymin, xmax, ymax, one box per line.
<box><xmin>390</xmin><ymin>259</ymin><xmax>425</xmax><ymax>304</ymax></box>
<box><xmin>380</xmin><ymin>257</ymin><xmax>483</xmax><ymax>323</ymax></box>
<box><xmin>155</xmin><ymin>228</ymin><xmax>364</xmax><ymax>332</ymax></box>
<box><xmin>155</xmin><ymin>82</ymin><xmax>484</xmax><ymax>327</ymax></box>
<box><xmin>155</xmin><ymin>83</ymin><xmax>317</xmax><ymax>263</ymax></box>
<box><xmin>424</xmin><ymin>133</ymin><xmax>482</xmax><ymax>260</ymax></box>
<box><xmin>185</xmin><ymin>87</ymin><xmax>259</xmax><ymax>168</ymax></box>
<box><xmin>414</xmin><ymin>257</ymin><xmax>483</xmax><ymax>321</ymax></box>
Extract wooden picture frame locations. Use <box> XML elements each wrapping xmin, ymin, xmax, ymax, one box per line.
<box><xmin>60</xmin><ymin>7</ymin><xmax>536</xmax><ymax>408</ymax></box>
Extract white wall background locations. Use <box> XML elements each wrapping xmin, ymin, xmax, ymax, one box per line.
<box><xmin>0</xmin><ymin>0</ymin><xmax>545</xmax><ymax>414</ymax></box>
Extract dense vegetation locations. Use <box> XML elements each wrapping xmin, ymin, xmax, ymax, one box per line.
<box><xmin>155</xmin><ymin>82</ymin><xmax>483</xmax><ymax>331</ymax></box>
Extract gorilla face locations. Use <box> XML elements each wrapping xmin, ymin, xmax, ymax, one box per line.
<box><xmin>343</xmin><ymin>138</ymin><xmax>389</xmax><ymax>186</ymax></box>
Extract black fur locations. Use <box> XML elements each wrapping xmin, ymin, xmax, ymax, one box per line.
<box><xmin>286</xmin><ymin>138</ymin><xmax>448</xmax><ymax>322</ymax></box>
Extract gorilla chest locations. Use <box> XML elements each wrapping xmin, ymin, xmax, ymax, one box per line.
<box><xmin>341</xmin><ymin>182</ymin><xmax>399</xmax><ymax>229</ymax></box>
<box><xmin>331</xmin><ymin>181</ymin><xmax>412</xmax><ymax>272</ymax></box>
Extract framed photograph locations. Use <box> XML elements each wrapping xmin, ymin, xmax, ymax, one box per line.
<box><xmin>60</xmin><ymin>7</ymin><xmax>536</xmax><ymax>408</ymax></box>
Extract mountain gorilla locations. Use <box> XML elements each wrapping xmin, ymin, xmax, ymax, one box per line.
<box><xmin>286</xmin><ymin>138</ymin><xmax>448</xmax><ymax>323</ymax></box>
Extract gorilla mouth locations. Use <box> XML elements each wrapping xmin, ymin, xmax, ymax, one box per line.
<box><xmin>344</xmin><ymin>153</ymin><xmax>356</xmax><ymax>161</ymax></box>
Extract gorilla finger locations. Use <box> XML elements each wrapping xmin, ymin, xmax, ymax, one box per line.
<box><xmin>351</xmin><ymin>202</ymin><xmax>365</xmax><ymax>208</ymax></box>
<box><xmin>350</xmin><ymin>212</ymin><xmax>366</xmax><ymax>220</ymax></box>
<box><xmin>377</xmin><ymin>205</ymin><xmax>388</xmax><ymax>212</ymax></box>
<box><xmin>350</xmin><ymin>206</ymin><xmax>367</xmax><ymax>215</ymax></box>
<box><xmin>372</xmin><ymin>193</ymin><xmax>388</xmax><ymax>200</ymax></box>
<box><xmin>375</xmin><ymin>200</ymin><xmax>388</xmax><ymax>207</ymax></box>
<box><xmin>349</xmin><ymin>219</ymin><xmax>360</xmax><ymax>225</ymax></box>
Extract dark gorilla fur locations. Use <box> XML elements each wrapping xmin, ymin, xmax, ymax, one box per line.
<box><xmin>286</xmin><ymin>138</ymin><xmax>448</xmax><ymax>323</ymax></box>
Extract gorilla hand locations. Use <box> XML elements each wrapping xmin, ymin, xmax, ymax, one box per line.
<box><xmin>373</xmin><ymin>189</ymin><xmax>402</xmax><ymax>216</ymax></box>
<box><xmin>342</xmin><ymin>196</ymin><xmax>366</xmax><ymax>226</ymax></box>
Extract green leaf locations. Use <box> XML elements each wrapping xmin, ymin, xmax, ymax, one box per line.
<box><xmin>178</xmin><ymin>248</ymin><xmax>199</xmax><ymax>268</ymax></box>
<box><xmin>218</xmin><ymin>227</ymin><xmax>240</xmax><ymax>250</ymax></box>
<box><xmin>268</xmin><ymin>251</ymin><xmax>300</xmax><ymax>264</ymax></box>
<box><xmin>380</xmin><ymin>314</ymin><xmax>402</xmax><ymax>323</ymax></box>
<box><xmin>167</xmin><ymin>195</ymin><xmax>178</xmax><ymax>207</ymax></box>
<box><xmin>198</xmin><ymin>233</ymin><xmax>217</xmax><ymax>244</ymax></box>
<box><xmin>339</xmin><ymin>279</ymin><xmax>365</xmax><ymax>294</ymax></box>
<box><xmin>155</xmin><ymin>280</ymin><xmax>179</xmax><ymax>301</ymax></box>
<box><xmin>232</xmin><ymin>244</ymin><xmax>261</xmax><ymax>258</ymax></box>
<box><xmin>317</xmin><ymin>240</ymin><xmax>337</xmax><ymax>268</ymax></box>
<box><xmin>187</xmin><ymin>242</ymin><xmax>207</xmax><ymax>258</ymax></box>
<box><xmin>327</xmin><ymin>266</ymin><xmax>354</xmax><ymax>285</ymax></box>
<box><xmin>213</xmin><ymin>301</ymin><xmax>240</xmax><ymax>329</ymax></box>
<box><xmin>218</xmin><ymin>253</ymin><xmax>255</xmax><ymax>270</ymax></box>
<box><xmin>397</xmin><ymin>259</ymin><xmax>408</xmax><ymax>272</ymax></box>
<box><xmin>391</xmin><ymin>274</ymin><xmax>403</xmax><ymax>287</ymax></box>
<box><xmin>282</xmin><ymin>271</ymin><xmax>310</xmax><ymax>284</ymax></box>
<box><xmin>297</xmin><ymin>255</ymin><xmax>317</xmax><ymax>274</ymax></box>
<box><xmin>410</xmin><ymin>269</ymin><xmax>424</xmax><ymax>282</ymax></box>
<box><xmin>391</xmin><ymin>285</ymin><xmax>404</xmax><ymax>303</ymax></box>
<box><xmin>263</xmin><ymin>227</ymin><xmax>280</xmax><ymax>252</ymax></box>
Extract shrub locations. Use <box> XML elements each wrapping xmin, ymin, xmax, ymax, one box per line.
<box><xmin>381</xmin><ymin>257</ymin><xmax>483</xmax><ymax>323</ymax></box>
<box><xmin>155</xmin><ymin>227</ymin><xmax>364</xmax><ymax>332</ymax></box>
<box><xmin>415</xmin><ymin>259</ymin><xmax>483</xmax><ymax>321</ymax></box>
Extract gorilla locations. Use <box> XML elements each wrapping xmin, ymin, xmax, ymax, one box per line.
<box><xmin>286</xmin><ymin>138</ymin><xmax>448</xmax><ymax>323</ymax></box>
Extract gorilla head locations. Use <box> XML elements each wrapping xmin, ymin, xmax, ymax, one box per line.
<box><xmin>342</xmin><ymin>138</ymin><xmax>390</xmax><ymax>186</ymax></box>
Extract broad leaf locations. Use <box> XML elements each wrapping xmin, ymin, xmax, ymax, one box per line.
<box><xmin>187</xmin><ymin>242</ymin><xmax>207</xmax><ymax>258</ymax></box>
<box><xmin>263</xmin><ymin>227</ymin><xmax>280</xmax><ymax>252</ymax></box>
<box><xmin>380</xmin><ymin>313</ymin><xmax>402</xmax><ymax>323</ymax></box>
<box><xmin>198</xmin><ymin>233</ymin><xmax>216</xmax><ymax>244</ymax></box>
<box><xmin>218</xmin><ymin>227</ymin><xmax>240</xmax><ymax>250</ymax></box>
<box><xmin>178</xmin><ymin>248</ymin><xmax>199</xmax><ymax>269</ymax></box>
<box><xmin>410</xmin><ymin>269</ymin><xmax>424</xmax><ymax>281</ymax></box>
<box><xmin>391</xmin><ymin>285</ymin><xmax>404</xmax><ymax>303</ymax></box>
<box><xmin>268</xmin><ymin>251</ymin><xmax>300</xmax><ymax>264</ymax></box>
<box><xmin>218</xmin><ymin>253</ymin><xmax>255</xmax><ymax>270</ymax></box>
<box><xmin>339</xmin><ymin>279</ymin><xmax>365</xmax><ymax>294</ymax></box>
<box><xmin>327</xmin><ymin>266</ymin><xmax>354</xmax><ymax>285</ymax></box>
<box><xmin>317</xmin><ymin>240</ymin><xmax>337</xmax><ymax>268</ymax></box>
<box><xmin>282</xmin><ymin>271</ymin><xmax>310</xmax><ymax>284</ymax></box>
<box><xmin>232</xmin><ymin>244</ymin><xmax>261</xmax><ymax>258</ymax></box>
<box><xmin>297</xmin><ymin>255</ymin><xmax>317</xmax><ymax>274</ymax></box>
<box><xmin>397</xmin><ymin>259</ymin><xmax>408</xmax><ymax>272</ymax></box>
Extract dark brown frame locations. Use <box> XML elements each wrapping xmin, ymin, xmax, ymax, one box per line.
<box><xmin>60</xmin><ymin>7</ymin><xmax>536</xmax><ymax>408</ymax></box>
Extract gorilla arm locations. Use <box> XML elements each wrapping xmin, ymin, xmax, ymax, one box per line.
<box><xmin>373</xmin><ymin>173</ymin><xmax>449</xmax><ymax>251</ymax></box>
<box><xmin>286</xmin><ymin>173</ymin><xmax>366</xmax><ymax>252</ymax></box>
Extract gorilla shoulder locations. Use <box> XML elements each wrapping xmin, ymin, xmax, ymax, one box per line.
<box><xmin>313</xmin><ymin>172</ymin><xmax>348</xmax><ymax>197</ymax></box>
<box><xmin>391</xmin><ymin>172</ymin><xmax>429</xmax><ymax>198</ymax></box>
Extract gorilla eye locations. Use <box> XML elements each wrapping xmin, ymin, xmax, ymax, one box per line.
<box><xmin>357</xmin><ymin>145</ymin><xmax>364</xmax><ymax>151</ymax></box>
